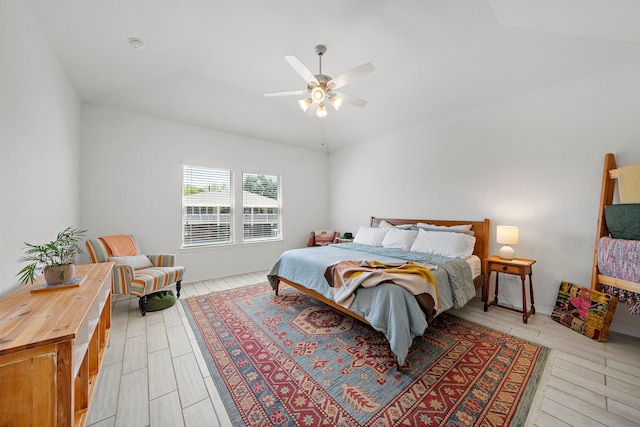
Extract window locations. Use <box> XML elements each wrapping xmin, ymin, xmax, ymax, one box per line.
<box><xmin>182</xmin><ymin>165</ymin><xmax>233</xmax><ymax>246</ymax></box>
<box><xmin>242</xmin><ymin>172</ymin><xmax>282</xmax><ymax>242</ymax></box>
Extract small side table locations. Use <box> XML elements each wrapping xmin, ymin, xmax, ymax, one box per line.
<box><xmin>484</xmin><ymin>255</ymin><xmax>536</xmax><ymax>324</ymax></box>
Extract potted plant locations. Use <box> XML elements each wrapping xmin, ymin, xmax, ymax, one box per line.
<box><xmin>17</xmin><ymin>226</ymin><xmax>87</xmax><ymax>285</ymax></box>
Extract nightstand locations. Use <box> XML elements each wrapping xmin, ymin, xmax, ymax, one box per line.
<box><xmin>483</xmin><ymin>255</ymin><xmax>536</xmax><ymax>324</ymax></box>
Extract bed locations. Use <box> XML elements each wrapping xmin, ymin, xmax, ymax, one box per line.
<box><xmin>268</xmin><ymin>217</ymin><xmax>490</xmax><ymax>366</ymax></box>
<box><xmin>590</xmin><ymin>153</ymin><xmax>640</xmax><ymax>315</ymax></box>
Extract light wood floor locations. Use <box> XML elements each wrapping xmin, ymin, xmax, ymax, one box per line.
<box><xmin>87</xmin><ymin>271</ymin><xmax>640</xmax><ymax>427</ymax></box>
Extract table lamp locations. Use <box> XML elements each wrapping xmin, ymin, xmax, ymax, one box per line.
<box><xmin>497</xmin><ymin>225</ymin><xmax>519</xmax><ymax>260</ymax></box>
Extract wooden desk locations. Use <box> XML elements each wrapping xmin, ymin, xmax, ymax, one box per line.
<box><xmin>483</xmin><ymin>256</ymin><xmax>536</xmax><ymax>324</ymax></box>
<box><xmin>0</xmin><ymin>262</ymin><xmax>113</xmax><ymax>426</ymax></box>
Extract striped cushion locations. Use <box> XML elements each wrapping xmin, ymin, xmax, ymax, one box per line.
<box><xmin>112</xmin><ymin>265</ymin><xmax>185</xmax><ymax>296</ymax></box>
<box><xmin>130</xmin><ymin>266</ymin><xmax>185</xmax><ymax>296</ymax></box>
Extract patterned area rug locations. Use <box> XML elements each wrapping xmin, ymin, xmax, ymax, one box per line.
<box><xmin>182</xmin><ymin>282</ymin><xmax>549</xmax><ymax>426</ymax></box>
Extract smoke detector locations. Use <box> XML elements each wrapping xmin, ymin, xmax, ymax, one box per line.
<box><xmin>128</xmin><ymin>37</ymin><xmax>145</xmax><ymax>49</ymax></box>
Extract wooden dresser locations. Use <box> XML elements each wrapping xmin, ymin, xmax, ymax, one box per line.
<box><xmin>0</xmin><ymin>262</ymin><xmax>114</xmax><ymax>427</ymax></box>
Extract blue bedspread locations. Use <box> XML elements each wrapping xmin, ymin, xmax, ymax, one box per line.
<box><xmin>267</xmin><ymin>243</ymin><xmax>476</xmax><ymax>365</ymax></box>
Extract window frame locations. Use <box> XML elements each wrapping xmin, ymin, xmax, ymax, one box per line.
<box><xmin>181</xmin><ymin>164</ymin><xmax>234</xmax><ymax>248</ymax></box>
<box><xmin>241</xmin><ymin>171</ymin><xmax>283</xmax><ymax>243</ymax></box>
<box><xmin>181</xmin><ymin>165</ymin><xmax>284</xmax><ymax>249</ymax></box>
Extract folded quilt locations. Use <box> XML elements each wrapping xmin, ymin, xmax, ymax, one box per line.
<box><xmin>440</xmin><ymin>259</ymin><xmax>476</xmax><ymax>309</ymax></box>
<box><xmin>612</xmin><ymin>164</ymin><xmax>640</xmax><ymax>203</ymax></box>
<box><xmin>324</xmin><ymin>260</ymin><xmax>439</xmax><ymax>312</ymax></box>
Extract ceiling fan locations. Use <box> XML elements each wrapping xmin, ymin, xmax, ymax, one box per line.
<box><xmin>264</xmin><ymin>44</ymin><xmax>374</xmax><ymax>118</ymax></box>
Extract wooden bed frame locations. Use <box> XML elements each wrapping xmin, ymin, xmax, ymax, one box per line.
<box><xmin>273</xmin><ymin>217</ymin><xmax>490</xmax><ymax>326</ymax></box>
<box><xmin>590</xmin><ymin>153</ymin><xmax>640</xmax><ymax>295</ymax></box>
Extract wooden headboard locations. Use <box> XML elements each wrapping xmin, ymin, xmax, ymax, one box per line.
<box><xmin>370</xmin><ymin>217</ymin><xmax>491</xmax><ymax>282</ymax></box>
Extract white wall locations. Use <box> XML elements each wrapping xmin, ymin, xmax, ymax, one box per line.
<box><xmin>80</xmin><ymin>105</ymin><xmax>329</xmax><ymax>282</ymax></box>
<box><xmin>4</xmin><ymin>0</ymin><xmax>639</xmax><ymax>336</ymax></box>
<box><xmin>329</xmin><ymin>58</ymin><xmax>640</xmax><ymax>335</ymax></box>
<box><xmin>0</xmin><ymin>0</ymin><xmax>81</xmax><ymax>294</ymax></box>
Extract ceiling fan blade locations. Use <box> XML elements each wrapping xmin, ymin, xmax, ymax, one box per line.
<box><xmin>327</xmin><ymin>63</ymin><xmax>374</xmax><ymax>90</ymax></box>
<box><xmin>285</xmin><ymin>55</ymin><xmax>319</xmax><ymax>86</ymax></box>
<box><xmin>264</xmin><ymin>90</ymin><xmax>309</xmax><ymax>97</ymax></box>
<box><xmin>336</xmin><ymin>92</ymin><xmax>367</xmax><ymax>107</ymax></box>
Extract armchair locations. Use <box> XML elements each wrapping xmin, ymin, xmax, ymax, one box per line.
<box><xmin>306</xmin><ymin>230</ymin><xmax>340</xmax><ymax>247</ymax></box>
<box><xmin>85</xmin><ymin>235</ymin><xmax>185</xmax><ymax>316</ymax></box>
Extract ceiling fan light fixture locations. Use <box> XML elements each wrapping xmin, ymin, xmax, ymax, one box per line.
<box><xmin>298</xmin><ymin>98</ymin><xmax>312</xmax><ymax>112</ymax></box>
<box><xmin>311</xmin><ymin>86</ymin><xmax>325</xmax><ymax>103</ymax></box>
<box><xmin>330</xmin><ymin>94</ymin><xmax>343</xmax><ymax>110</ymax></box>
<box><xmin>264</xmin><ymin>44</ymin><xmax>374</xmax><ymax>120</ymax></box>
<box><xmin>316</xmin><ymin>102</ymin><xmax>327</xmax><ymax>118</ymax></box>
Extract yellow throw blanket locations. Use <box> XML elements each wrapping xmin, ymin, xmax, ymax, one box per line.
<box><xmin>324</xmin><ymin>260</ymin><xmax>439</xmax><ymax>312</ymax></box>
<box><xmin>612</xmin><ymin>164</ymin><xmax>640</xmax><ymax>203</ymax></box>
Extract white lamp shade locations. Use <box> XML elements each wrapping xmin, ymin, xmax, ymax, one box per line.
<box><xmin>316</xmin><ymin>102</ymin><xmax>327</xmax><ymax>118</ymax></box>
<box><xmin>496</xmin><ymin>226</ymin><xmax>519</xmax><ymax>245</ymax></box>
<box><xmin>298</xmin><ymin>98</ymin><xmax>312</xmax><ymax>112</ymax></box>
<box><xmin>497</xmin><ymin>225</ymin><xmax>519</xmax><ymax>260</ymax></box>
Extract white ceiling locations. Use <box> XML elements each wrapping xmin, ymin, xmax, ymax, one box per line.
<box><xmin>25</xmin><ymin>0</ymin><xmax>640</xmax><ymax>152</ymax></box>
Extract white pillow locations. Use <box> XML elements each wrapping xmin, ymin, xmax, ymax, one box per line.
<box><xmin>382</xmin><ymin>228</ymin><xmax>418</xmax><ymax>250</ymax></box>
<box><xmin>109</xmin><ymin>255</ymin><xmax>153</xmax><ymax>270</ymax></box>
<box><xmin>353</xmin><ymin>226</ymin><xmax>389</xmax><ymax>246</ymax></box>
<box><xmin>410</xmin><ymin>229</ymin><xmax>476</xmax><ymax>259</ymax></box>
<box><xmin>416</xmin><ymin>222</ymin><xmax>473</xmax><ymax>232</ymax></box>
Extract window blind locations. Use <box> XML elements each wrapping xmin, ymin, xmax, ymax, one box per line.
<box><xmin>182</xmin><ymin>165</ymin><xmax>233</xmax><ymax>246</ymax></box>
<box><xmin>242</xmin><ymin>172</ymin><xmax>282</xmax><ymax>242</ymax></box>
